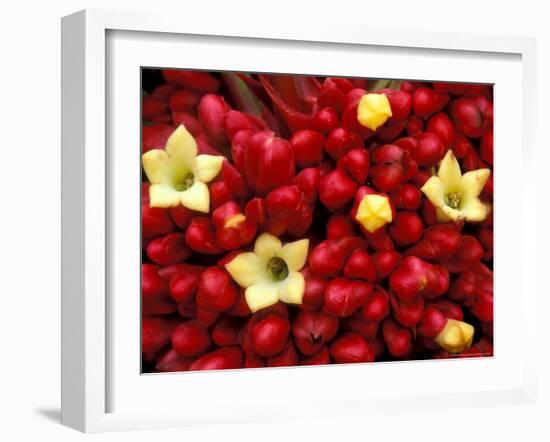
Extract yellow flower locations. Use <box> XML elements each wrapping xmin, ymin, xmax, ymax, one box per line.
<box><xmin>355</xmin><ymin>194</ymin><xmax>393</xmax><ymax>233</ymax></box>
<box><xmin>434</xmin><ymin>319</ymin><xmax>475</xmax><ymax>354</ymax></box>
<box><xmin>357</xmin><ymin>93</ymin><xmax>392</xmax><ymax>131</ymax></box>
<box><xmin>225</xmin><ymin>233</ymin><xmax>309</xmax><ymax>313</ymax></box>
<box><xmin>142</xmin><ymin>125</ymin><xmax>224</xmax><ymax>213</ymax></box>
<box><xmin>421</xmin><ymin>150</ymin><xmax>491</xmax><ymax>223</ymax></box>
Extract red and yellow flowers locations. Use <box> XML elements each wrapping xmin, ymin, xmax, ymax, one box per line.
<box><xmin>141</xmin><ymin>70</ymin><xmax>494</xmax><ymax>373</ymax></box>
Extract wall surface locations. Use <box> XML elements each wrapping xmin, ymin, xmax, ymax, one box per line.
<box><xmin>0</xmin><ymin>0</ymin><xmax>548</xmax><ymax>440</ymax></box>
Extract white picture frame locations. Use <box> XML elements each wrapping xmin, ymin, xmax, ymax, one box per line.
<box><xmin>61</xmin><ymin>9</ymin><xmax>538</xmax><ymax>433</ymax></box>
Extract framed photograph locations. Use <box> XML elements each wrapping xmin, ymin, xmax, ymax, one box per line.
<box><xmin>61</xmin><ymin>9</ymin><xmax>537</xmax><ymax>433</ymax></box>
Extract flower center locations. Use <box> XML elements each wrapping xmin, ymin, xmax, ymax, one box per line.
<box><xmin>444</xmin><ymin>192</ymin><xmax>462</xmax><ymax>209</ymax></box>
<box><xmin>267</xmin><ymin>257</ymin><xmax>289</xmax><ymax>281</ymax></box>
<box><xmin>175</xmin><ymin>173</ymin><xmax>195</xmax><ymax>192</ymax></box>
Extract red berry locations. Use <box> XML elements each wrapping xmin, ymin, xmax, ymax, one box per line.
<box><xmin>251</xmin><ymin>314</ymin><xmax>291</xmax><ymax>357</ymax></box>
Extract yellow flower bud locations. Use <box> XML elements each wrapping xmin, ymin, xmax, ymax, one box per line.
<box><xmin>355</xmin><ymin>194</ymin><xmax>393</xmax><ymax>233</ymax></box>
<box><xmin>434</xmin><ymin>319</ymin><xmax>475</xmax><ymax>353</ymax></box>
<box><xmin>357</xmin><ymin>93</ymin><xmax>392</xmax><ymax>131</ymax></box>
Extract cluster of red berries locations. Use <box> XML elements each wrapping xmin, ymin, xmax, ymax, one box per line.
<box><xmin>142</xmin><ymin>70</ymin><xmax>493</xmax><ymax>372</ymax></box>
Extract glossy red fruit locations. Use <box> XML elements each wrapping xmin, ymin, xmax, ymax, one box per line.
<box><xmin>318</xmin><ymin>77</ymin><xmax>354</xmax><ymax>112</ymax></box>
<box><xmin>319</xmin><ymin>169</ymin><xmax>358</xmax><ymax>211</ymax></box>
<box><xmin>380</xmin><ymin>89</ymin><xmax>412</xmax><ymax>122</ymax></box>
<box><xmin>168</xmin><ymin>89</ymin><xmax>202</xmax><ymax>112</ymax></box>
<box><xmin>292</xmin><ymin>311</ymin><xmax>339</xmax><ymax>355</ymax></box>
<box><xmin>162</xmin><ymin>70</ymin><xmax>220</xmax><ymax>93</ymax></box>
<box><xmin>290</xmin><ymin>130</ymin><xmax>325</xmax><ymax>167</ymax></box>
<box><xmin>142</xmin><ymin>203</ymin><xmax>176</xmax><ymax>239</ymax></box>
<box><xmin>390</xmin><ymin>260</ymin><xmax>434</xmax><ymax>303</ymax></box>
<box><xmin>142</xmin><ymin>95</ymin><xmax>168</xmax><ymax>120</ymax></box>
<box><xmin>185</xmin><ymin>217</ymin><xmax>222</xmax><ymax>255</ymax></box>
<box><xmin>343</xmin><ymin>249</ymin><xmax>377</xmax><ymax>282</ymax></box>
<box><xmin>146</xmin><ymin>233</ymin><xmax>191</xmax><ymax>266</ymax></box>
<box><xmin>413</xmin><ymin>132</ymin><xmax>445</xmax><ymax>166</ymax></box>
<box><xmin>267</xmin><ymin>341</ymin><xmax>299</xmax><ymax>367</ymax></box>
<box><xmin>330</xmin><ymin>332</ymin><xmax>375</xmax><ymax>363</ymax></box>
<box><xmin>337</xmin><ymin>148</ymin><xmax>370</xmax><ymax>184</ymax></box>
<box><xmin>300</xmin><ymin>270</ymin><xmax>328</xmax><ymax>311</ymax></box>
<box><xmin>327</xmin><ymin>213</ymin><xmax>357</xmax><ymax>239</ymax></box>
<box><xmin>342</xmin><ymin>316</ymin><xmax>379</xmax><ymax>338</ymax></box>
<box><xmin>312</xmin><ymin>107</ymin><xmax>339</xmax><ymax>133</ymax></box>
<box><xmin>142</xmin><ymin>317</ymin><xmax>178</xmax><ymax>354</ymax></box>
<box><xmin>212</xmin><ymin>317</ymin><xmax>242</xmax><ymax>347</ymax></box>
<box><xmin>155</xmin><ymin>349</ymin><xmax>193</xmax><ymax>372</ymax></box>
<box><xmin>309</xmin><ymin>237</ymin><xmax>366</xmax><ymax>276</ymax></box>
<box><xmin>427</xmin><ymin>112</ymin><xmax>455</xmax><ymax>148</ymax></box>
<box><xmin>142</xmin><ymin>264</ymin><xmax>170</xmax><ymax>303</ymax></box>
<box><xmin>417</xmin><ymin>305</ymin><xmax>447</xmax><ymax>338</ymax></box>
<box><xmin>189</xmin><ymin>347</ymin><xmax>243</xmax><ymax>371</ymax></box>
<box><xmin>294</xmin><ymin>167</ymin><xmax>320</xmax><ymax>204</ymax></box>
<box><xmin>198</xmin><ymin>94</ymin><xmax>230</xmax><ymax>147</ymax></box>
<box><xmin>412</xmin><ymin>87</ymin><xmax>449</xmax><ymax>118</ymax></box>
<box><xmin>251</xmin><ymin>314</ymin><xmax>291</xmax><ymax>357</ymax></box>
<box><xmin>439</xmin><ymin>235</ymin><xmax>484</xmax><ymax>273</ymax></box>
<box><xmin>212</xmin><ymin>201</ymin><xmax>256</xmax><ymax>251</ymax></box>
<box><xmin>221</xmin><ymin>160</ymin><xmax>250</xmax><ymax>198</ymax></box>
<box><xmin>391</xmin><ymin>184</ymin><xmax>421</xmax><ymax>210</ymax></box>
<box><xmin>360</xmin><ymin>290</ymin><xmax>390</xmax><ymax>322</ymax></box>
<box><xmin>405</xmin><ymin>224</ymin><xmax>461</xmax><ymax>261</ymax></box>
<box><xmin>323</xmin><ymin>278</ymin><xmax>373</xmax><ymax>317</ymax></box>
<box><xmin>370</xmin><ymin>144</ymin><xmax>417</xmax><ymax>192</ymax></box>
<box><xmin>224</xmin><ymin>110</ymin><xmax>266</xmax><ymax>139</ymax></box>
<box><xmin>389</xmin><ymin>293</ymin><xmax>425</xmax><ymax>327</ymax></box>
<box><xmin>324</xmin><ymin>127</ymin><xmax>363</xmax><ymax>160</ymax></box>
<box><xmin>372</xmin><ymin>250</ymin><xmax>402</xmax><ymax>280</ymax></box>
<box><xmin>382</xmin><ymin>318</ymin><xmax>412</xmax><ymax>357</ymax></box>
<box><xmin>406</xmin><ymin>115</ymin><xmax>424</xmax><ymax>135</ymax></box>
<box><xmin>168</xmin><ymin>265</ymin><xmax>203</xmax><ymax>304</ymax></box>
<box><xmin>480</xmin><ymin>129</ymin><xmax>493</xmax><ymax>165</ymax></box>
<box><xmin>450</xmin><ymin>97</ymin><xmax>487</xmax><ymax>138</ymax></box>
<box><xmin>301</xmin><ymin>345</ymin><xmax>331</xmax><ymax>366</ymax></box>
<box><xmin>388</xmin><ymin>211</ymin><xmax>423</xmax><ymax>246</ymax></box>
<box><xmin>196</xmin><ymin>268</ymin><xmax>237</xmax><ymax>312</ymax></box>
<box><xmin>171</xmin><ymin>321</ymin><xmax>211</xmax><ymax>356</ymax></box>
<box><xmin>244</xmin><ymin>354</ymin><xmax>266</xmax><ymax>368</ymax></box>
<box><xmin>243</xmin><ymin>131</ymin><xmax>296</xmax><ymax>195</ymax></box>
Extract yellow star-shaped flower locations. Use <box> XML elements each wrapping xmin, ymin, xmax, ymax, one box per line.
<box><xmin>142</xmin><ymin>125</ymin><xmax>224</xmax><ymax>213</ymax></box>
<box><xmin>225</xmin><ymin>233</ymin><xmax>309</xmax><ymax>313</ymax></box>
<box><xmin>357</xmin><ymin>93</ymin><xmax>393</xmax><ymax>131</ymax></box>
<box><xmin>421</xmin><ymin>150</ymin><xmax>491</xmax><ymax>223</ymax></box>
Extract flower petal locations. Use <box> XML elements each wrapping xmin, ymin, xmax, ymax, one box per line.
<box><xmin>179</xmin><ymin>181</ymin><xmax>210</xmax><ymax>213</ymax></box>
<box><xmin>461</xmin><ymin>169</ymin><xmax>491</xmax><ymax>198</ymax></box>
<box><xmin>460</xmin><ymin>197</ymin><xmax>491</xmax><ymax>222</ymax></box>
<box><xmin>245</xmin><ymin>282</ymin><xmax>280</xmax><ymax>313</ymax></box>
<box><xmin>142</xmin><ymin>149</ymin><xmax>171</xmax><ymax>184</ymax></box>
<box><xmin>439</xmin><ymin>205</ymin><xmax>463</xmax><ymax>222</ymax></box>
<box><xmin>277</xmin><ymin>272</ymin><xmax>305</xmax><ymax>305</ymax></box>
<box><xmin>225</xmin><ymin>252</ymin><xmax>268</xmax><ymax>288</ymax></box>
<box><xmin>165</xmin><ymin>125</ymin><xmax>197</xmax><ymax>169</ymax></box>
<box><xmin>421</xmin><ymin>176</ymin><xmax>446</xmax><ymax>208</ymax></box>
<box><xmin>254</xmin><ymin>233</ymin><xmax>283</xmax><ymax>261</ymax></box>
<box><xmin>281</xmin><ymin>239</ymin><xmax>309</xmax><ymax>272</ymax></box>
<box><xmin>149</xmin><ymin>184</ymin><xmax>182</xmax><ymax>208</ymax></box>
<box><xmin>193</xmin><ymin>155</ymin><xmax>224</xmax><ymax>183</ymax></box>
<box><xmin>437</xmin><ymin>150</ymin><xmax>462</xmax><ymax>192</ymax></box>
